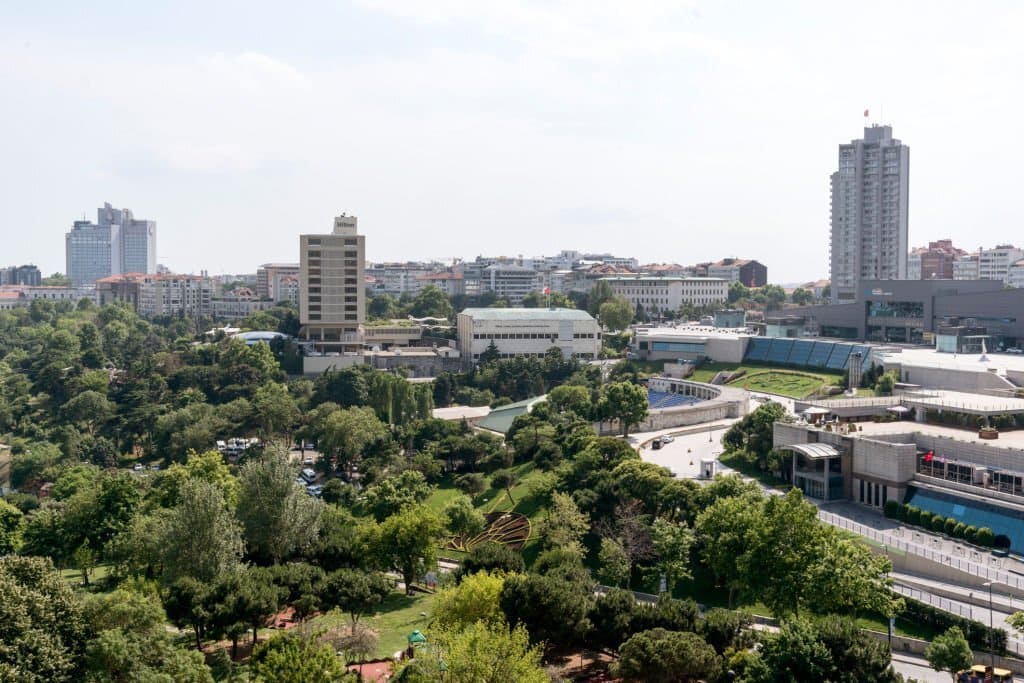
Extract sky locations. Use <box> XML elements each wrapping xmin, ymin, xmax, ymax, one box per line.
<box><xmin>3</xmin><ymin>1</ymin><xmax>1024</xmax><ymax>283</ymax></box>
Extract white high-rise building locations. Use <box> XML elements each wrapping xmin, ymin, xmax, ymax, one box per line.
<box><xmin>299</xmin><ymin>214</ymin><xmax>365</xmax><ymax>353</ymax></box>
<box><xmin>978</xmin><ymin>245</ymin><xmax>1024</xmax><ymax>283</ymax></box>
<box><xmin>829</xmin><ymin>125</ymin><xmax>910</xmax><ymax>303</ymax></box>
<box><xmin>65</xmin><ymin>202</ymin><xmax>157</xmax><ymax>286</ymax></box>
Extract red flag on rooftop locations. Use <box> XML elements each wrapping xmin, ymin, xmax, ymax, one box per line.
<box><xmin>864</xmin><ymin>109</ymin><xmax>869</xmax><ymax>117</ymax></box>
<box><xmin>543</xmin><ymin>287</ymin><xmax>550</xmax><ymax>295</ymax></box>
<box><xmin>923</xmin><ymin>450</ymin><xmax>934</xmax><ymax>462</ymax></box>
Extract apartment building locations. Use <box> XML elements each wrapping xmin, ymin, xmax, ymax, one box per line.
<box><xmin>96</xmin><ymin>273</ymin><xmax>213</xmax><ymax>317</ymax></box>
<box><xmin>829</xmin><ymin>125</ymin><xmax>910</xmax><ymax>302</ymax></box>
<box><xmin>256</xmin><ymin>263</ymin><xmax>299</xmax><ymax>301</ymax></box>
<box><xmin>0</xmin><ymin>265</ymin><xmax>41</xmax><ymax>286</ymax></box>
<box><xmin>978</xmin><ymin>245</ymin><xmax>1024</xmax><ymax>283</ymax></box>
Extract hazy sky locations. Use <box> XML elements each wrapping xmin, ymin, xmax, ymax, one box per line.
<box><xmin>3</xmin><ymin>1</ymin><xmax>1023</xmax><ymax>283</ymax></box>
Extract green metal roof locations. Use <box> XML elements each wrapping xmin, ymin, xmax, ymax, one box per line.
<box><xmin>476</xmin><ymin>396</ymin><xmax>546</xmax><ymax>434</ymax></box>
<box><xmin>459</xmin><ymin>307</ymin><xmax>595</xmax><ymax>321</ymax></box>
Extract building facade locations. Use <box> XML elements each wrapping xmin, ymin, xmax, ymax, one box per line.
<box><xmin>96</xmin><ymin>273</ymin><xmax>213</xmax><ymax>317</ymax></box>
<box><xmin>256</xmin><ymin>263</ymin><xmax>300</xmax><ymax>301</ymax></box>
<box><xmin>65</xmin><ymin>203</ymin><xmax>157</xmax><ymax>286</ymax></box>
<box><xmin>830</xmin><ymin>125</ymin><xmax>910</xmax><ymax>303</ymax></box>
<box><xmin>706</xmin><ymin>258</ymin><xmax>768</xmax><ymax>287</ymax></box>
<box><xmin>299</xmin><ymin>214</ymin><xmax>365</xmax><ymax>354</ymax></box>
<box><xmin>797</xmin><ymin>279</ymin><xmax>1024</xmax><ymax>347</ymax></box>
<box><xmin>907</xmin><ymin>239</ymin><xmax>965</xmax><ymax>280</ymax></box>
<box><xmin>601</xmin><ymin>276</ymin><xmax>729</xmax><ymax>314</ymax></box>
<box><xmin>978</xmin><ymin>245</ymin><xmax>1024</xmax><ymax>283</ymax></box>
<box><xmin>0</xmin><ymin>265</ymin><xmax>41</xmax><ymax>286</ymax></box>
<box><xmin>457</xmin><ymin>308</ymin><xmax>601</xmax><ymax>362</ymax></box>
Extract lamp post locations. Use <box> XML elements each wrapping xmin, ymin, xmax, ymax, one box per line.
<box><xmin>984</xmin><ymin>580</ymin><xmax>997</xmax><ymax>669</ymax></box>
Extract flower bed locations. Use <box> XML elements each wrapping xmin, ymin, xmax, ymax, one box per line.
<box><xmin>446</xmin><ymin>511</ymin><xmax>531</xmax><ymax>552</ymax></box>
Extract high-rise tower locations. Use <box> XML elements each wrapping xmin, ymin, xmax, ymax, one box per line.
<box><xmin>829</xmin><ymin>125</ymin><xmax>909</xmax><ymax>303</ymax></box>
<box><xmin>65</xmin><ymin>202</ymin><xmax>157</xmax><ymax>286</ymax></box>
<box><xmin>299</xmin><ymin>214</ymin><xmax>365</xmax><ymax>353</ymax></box>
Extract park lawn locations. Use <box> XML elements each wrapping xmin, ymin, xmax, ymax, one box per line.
<box><xmin>312</xmin><ymin>590</ymin><xmax>437</xmax><ymax>660</ymax></box>
<box><xmin>60</xmin><ymin>563</ymin><xmax>113</xmax><ymax>588</ymax></box>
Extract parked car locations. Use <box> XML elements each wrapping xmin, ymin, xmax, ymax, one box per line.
<box><xmin>300</xmin><ymin>468</ymin><xmax>317</xmax><ymax>483</ymax></box>
<box><xmin>132</xmin><ymin>463</ymin><xmax>144</xmax><ymax>471</ymax></box>
<box><xmin>661</xmin><ymin>435</ymin><xmax>674</xmax><ymax>443</ymax></box>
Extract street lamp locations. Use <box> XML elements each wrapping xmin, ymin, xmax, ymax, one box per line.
<box><xmin>984</xmin><ymin>580</ymin><xmax>998</xmax><ymax>669</ymax></box>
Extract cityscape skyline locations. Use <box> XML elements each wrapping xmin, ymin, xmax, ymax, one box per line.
<box><xmin>5</xmin><ymin>2</ymin><xmax>1024</xmax><ymax>281</ymax></box>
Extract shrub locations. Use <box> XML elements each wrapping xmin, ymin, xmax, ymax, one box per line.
<box><xmin>976</xmin><ymin>527</ymin><xmax>995</xmax><ymax>547</ymax></box>
<box><xmin>953</xmin><ymin>522</ymin><xmax>967</xmax><ymax>539</ymax></box>
<box><xmin>883</xmin><ymin>500</ymin><xmax>901</xmax><ymax>519</ymax></box>
<box><xmin>918</xmin><ymin>511</ymin><xmax>933</xmax><ymax>529</ymax></box>
<box><xmin>902</xmin><ymin>598</ymin><xmax>1006</xmax><ymax>654</ymax></box>
<box><xmin>994</xmin><ymin>534</ymin><xmax>1012</xmax><ymax>550</ymax></box>
<box><xmin>964</xmin><ymin>526</ymin><xmax>979</xmax><ymax>544</ymax></box>
<box><xmin>455</xmin><ymin>473</ymin><xmax>486</xmax><ymax>496</ymax></box>
<box><xmin>944</xmin><ymin>517</ymin><xmax>958</xmax><ymax>536</ymax></box>
<box><xmin>906</xmin><ymin>506</ymin><xmax>921</xmax><ymax>526</ymax></box>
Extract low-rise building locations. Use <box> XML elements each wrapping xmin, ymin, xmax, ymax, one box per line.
<box><xmin>601</xmin><ymin>276</ymin><xmax>729</xmax><ymax>314</ymax></box>
<box><xmin>457</xmin><ymin>307</ymin><xmax>601</xmax><ymax>362</ymax></box>
<box><xmin>415</xmin><ymin>271</ymin><xmax>465</xmax><ymax>297</ymax></box>
<box><xmin>706</xmin><ymin>258</ymin><xmax>767</xmax><ymax>287</ymax></box>
<box><xmin>211</xmin><ymin>288</ymin><xmax>274</xmax><ymax>320</ymax></box>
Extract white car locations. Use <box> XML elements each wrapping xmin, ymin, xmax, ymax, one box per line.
<box><xmin>661</xmin><ymin>435</ymin><xmax>674</xmax><ymax>443</ymax></box>
<box><xmin>132</xmin><ymin>463</ymin><xmax>144</xmax><ymax>471</ymax></box>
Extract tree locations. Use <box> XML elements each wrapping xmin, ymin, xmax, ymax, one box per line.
<box><xmin>728</xmin><ymin>281</ymin><xmax>750</xmax><ymax>304</ymax></box>
<box><xmin>158</xmin><ymin>449</ymin><xmax>240</xmax><ymax>507</ymax></box>
<box><xmin>395</xmin><ymin>621</ymin><xmax>547</xmax><ymax>683</ymax></box>
<box><xmin>876</xmin><ymin>370</ymin><xmax>898</xmax><ymax>396</ymax></box>
<box><xmin>252</xmin><ymin>382</ymin><xmax>300</xmax><ymax>440</ymax></box>
<box><xmin>159</xmin><ymin>479</ymin><xmax>244</xmax><ymax>584</ymax></box>
<box><xmin>615</xmin><ymin>629</ymin><xmax>721</xmax><ymax>683</ymax></box>
<box><xmin>363</xmin><ymin>470</ymin><xmax>432</xmax><ymax>522</ymax></box>
<box><xmin>444</xmin><ymin>496</ymin><xmax>486</xmax><ymax>539</ymax></box>
<box><xmin>209</xmin><ymin>567</ymin><xmax>284</xmax><ymax>649</ymax></box>
<box><xmin>249</xmin><ymin>633</ymin><xmax>351</xmax><ymax>683</ymax></box>
<box><xmin>368</xmin><ymin>294</ymin><xmax>400</xmax><ymax>320</ymax></box>
<box><xmin>694</xmin><ymin>492</ymin><xmax>764</xmax><ymax>607</ymax></box>
<box><xmin>599</xmin><ymin>381</ymin><xmax>648</xmax><ymax>436</ymax></box>
<box><xmin>0</xmin><ymin>555</ymin><xmax>88</xmax><ymax>683</ymax></box>
<box><xmin>791</xmin><ymin>287</ymin><xmax>813</xmax><ymax>305</ymax></box>
<box><xmin>700</xmin><ymin>608</ymin><xmax>754</xmax><ymax>655</ymax></box>
<box><xmin>587</xmin><ymin>280</ymin><xmax>614</xmax><ymax>316</ymax></box>
<box><xmin>374</xmin><ymin>505</ymin><xmax>444</xmax><ymax>595</ymax></box>
<box><xmin>457</xmin><ymin>542</ymin><xmax>525</xmax><ymax>579</ymax></box>
<box><xmin>433</xmin><ymin>570</ymin><xmax>507</xmax><ymax>629</ymax></box>
<box><xmin>650</xmin><ymin>518</ymin><xmax>694</xmax><ymax>594</ymax></box>
<box><xmin>500</xmin><ymin>571</ymin><xmax>593</xmax><ymax>649</ymax></box>
<box><xmin>317</xmin><ymin>407</ymin><xmax>389</xmax><ymax>477</ymax></box>
<box><xmin>539</xmin><ymin>491</ymin><xmax>590</xmax><ymax>555</ymax></box>
<box><xmin>409</xmin><ymin>285</ymin><xmax>454</xmax><ymax>320</ymax></box>
<box><xmin>722</xmin><ymin>401</ymin><xmax>788</xmax><ymax>470</ymax></box>
<box><xmin>759</xmin><ymin>617</ymin><xmax>833</xmax><ymax>682</ymax></box>
<box><xmin>925</xmin><ymin>626</ymin><xmax>973</xmax><ymax>681</ymax></box>
<box><xmin>546</xmin><ymin>384</ymin><xmax>592</xmax><ymax>417</ymax></box>
<box><xmin>597</xmin><ymin>537</ymin><xmax>631</xmax><ymax>588</ymax></box>
<box><xmin>321</xmin><ymin>568</ymin><xmax>392</xmax><ymax>628</ymax></box>
<box><xmin>237</xmin><ymin>446</ymin><xmax>325</xmax><ymax>562</ymax></box>
<box><xmin>0</xmin><ymin>498</ymin><xmax>23</xmax><ymax>554</ymax></box>
<box><xmin>599</xmin><ymin>295</ymin><xmax>634</xmax><ymax>331</ymax></box>
<box><xmin>804</xmin><ymin>527</ymin><xmax>901</xmax><ymax>618</ymax></box>
<box><xmin>490</xmin><ymin>468</ymin><xmax>517</xmax><ymax>503</ymax></box>
<box><xmin>737</xmin><ymin>488</ymin><xmax>822</xmax><ymax>616</ymax></box>
<box><xmin>83</xmin><ymin>588</ymin><xmax>213</xmax><ymax>683</ymax></box>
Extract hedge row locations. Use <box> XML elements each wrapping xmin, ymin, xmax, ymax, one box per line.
<box><xmin>883</xmin><ymin>500</ymin><xmax>1007</xmax><ymax>549</ymax></box>
<box><xmin>903</xmin><ymin>597</ymin><xmax>1007</xmax><ymax>655</ymax></box>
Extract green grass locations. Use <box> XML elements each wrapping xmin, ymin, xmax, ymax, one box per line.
<box><xmin>718</xmin><ymin>450</ymin><xmax>790</xmax><ymax>489</ymax></box>
<box><xmin>312</xmin><ymin>590</ymin><xmax>437</xmax><ymax>659</ymax></box>
<box><xmin>60</xmin><ymin>563</ymin><xmax>113</xmax><ymax>588</ymax></box>
<box><xmin>688</xmin><ymin>362</ymin><xmax>844</xmax><ymax>398</ymax></box>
